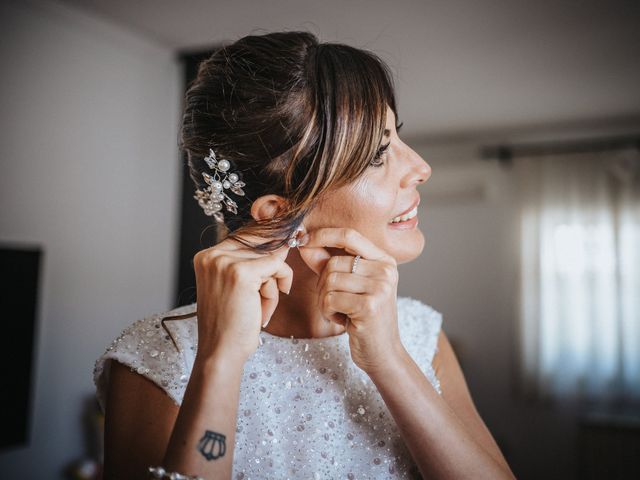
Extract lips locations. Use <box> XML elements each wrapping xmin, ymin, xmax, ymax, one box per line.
<box><xmin>391</xmin><ymin>196</ymin><xmax>420</xmax><ymax>220</ymax></box>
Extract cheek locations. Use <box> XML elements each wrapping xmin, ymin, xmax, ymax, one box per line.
<box><xmin>349</xmin><ymin>179</ymin><xmax>394</xmax><ymax>225</ymax></box>
<box><xmin>309</xmin><ymin>178</ymin><xmax>396</xmax><ymax>231</ymax></box>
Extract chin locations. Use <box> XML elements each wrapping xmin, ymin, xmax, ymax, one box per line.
<box><xmin>388</xmin><ymin>229</ymin><xmax>425</xmax><ymax>264</ymax></box>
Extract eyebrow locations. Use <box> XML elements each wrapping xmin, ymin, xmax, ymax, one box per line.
<box><xmin>384</xmin><ymin>122</ymin><xmax>403</xmax><ymax>138</ymax></box>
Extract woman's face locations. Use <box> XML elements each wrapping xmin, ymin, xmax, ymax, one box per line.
<box><xmin>305</xmin><ymin>105</ymin><xmax>432</xmax><ymax>264</ymax></box>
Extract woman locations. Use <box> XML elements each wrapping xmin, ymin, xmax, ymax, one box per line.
<box><xmin>94</xmin><ymin>31</ymin><xmax>515</xmax><ymax>479</ymax></box>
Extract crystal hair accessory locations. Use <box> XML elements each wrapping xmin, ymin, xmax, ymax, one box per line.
<box><xmin>193</xmin><ymin>148</ymin><xmax>246</xmax><ymax>222</ymax></box>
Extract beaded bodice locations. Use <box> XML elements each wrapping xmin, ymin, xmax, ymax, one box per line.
<box><xmin>94</xmin><ymin>296</ymin><xmax>443</xmax><ymax>479</ymax></box>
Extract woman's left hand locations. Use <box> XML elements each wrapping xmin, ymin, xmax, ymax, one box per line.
<box><xmin>298</xmin><ymin>227</ymin><xmax>405</xmax><ymax>375</ymax></box>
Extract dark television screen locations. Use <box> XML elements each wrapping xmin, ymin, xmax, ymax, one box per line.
<box><xmin>0</xmin><ymin>245</ymin><xmax>42</xmax><ymax>450</ymax></box>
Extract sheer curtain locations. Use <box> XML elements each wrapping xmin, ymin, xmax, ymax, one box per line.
<box><xmin>514</xmin><ymin>147</ymin><xmax>640</xmax><ymax>404</ymax></box>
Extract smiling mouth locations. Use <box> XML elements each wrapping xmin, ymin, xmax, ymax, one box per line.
<box><xmin>389</xmin><ymin>197</ymin><xmax>420</xmax><ymax>223</ymax></box>
<box><xmin>389</xmin><ymin>206</ymin><xmax>418</xmax><ymax>223</ymax></box>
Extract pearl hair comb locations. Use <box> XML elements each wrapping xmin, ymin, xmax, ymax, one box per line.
<box><xmin>193</xmin><ymin>148</ymin><xmax>246</xmax><ymax>222</ymax></box>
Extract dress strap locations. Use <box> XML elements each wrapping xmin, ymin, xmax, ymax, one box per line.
<box><xmin>160</xmin><ymin>310</ymin><xmax>197</xmax><ymax>352</ymax></box>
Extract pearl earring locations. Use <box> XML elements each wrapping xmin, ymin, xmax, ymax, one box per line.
<box><xmin>287</xmin><ymin>225</ymin><xmax>306</xmax><ymax>248</ymax></box>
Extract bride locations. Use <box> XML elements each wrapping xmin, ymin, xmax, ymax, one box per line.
<box><xmin>94</xmin><ymin>30</ymin><xmax>515</xmax><ymax>479</ymax></box>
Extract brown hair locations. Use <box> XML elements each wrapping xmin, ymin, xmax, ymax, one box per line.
<box><xmin>179</xmin><ymin>30</ymin><xmax>400</xmax><ymax>252</ymax></box>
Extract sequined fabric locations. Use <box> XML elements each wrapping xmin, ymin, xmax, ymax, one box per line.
<box><xmin>93</xmin><ymin>296</ymin><xmax>443</xmax><ymax>479</ymax></box>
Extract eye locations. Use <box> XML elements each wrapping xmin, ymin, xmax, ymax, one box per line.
<box><xmin>369</xmin><ymin>142</ymin><xmax>391</xmax><ymax>168</ymax></box>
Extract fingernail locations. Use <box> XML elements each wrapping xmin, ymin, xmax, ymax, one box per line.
<box><xmin>296</xmin><ymin>233</ymin><xmax>309</xmax><ymax>247</ymax></box>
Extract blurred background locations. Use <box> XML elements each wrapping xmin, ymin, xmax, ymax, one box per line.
<box><xmin>1</xmin><ymin>0</ymin><xmax>639</xmax><ymax>478</ymax></box>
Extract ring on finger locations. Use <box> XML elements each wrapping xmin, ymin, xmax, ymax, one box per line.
<box><xmin>351</xmin><ymin>254</ymin><xmax>361</xmax><ymax>274</ymax></box>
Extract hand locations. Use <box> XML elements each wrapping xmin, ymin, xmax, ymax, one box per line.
<box><xmin>193</xmin><ymin>233</ymin><xmax>293</xmax><ymax>363</ymax></box>
<box><xmin>297</xmin><ymin>227</ymin><xmax>405</xmax><ymax>374</ymax></box>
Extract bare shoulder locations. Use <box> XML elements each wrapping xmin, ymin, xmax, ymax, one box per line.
<box><xmin>104</xmin><ymin>359</ymin><xmax>180</xmax><ymax>479</ymax></box>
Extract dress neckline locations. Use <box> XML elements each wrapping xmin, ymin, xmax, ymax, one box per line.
<box><xmin>173</xmin><ymin>303</ymin><xmax>349</xmax><ymax>342</ymax></box>
<box><xmin>259</xmin><ymin>327</ymin><xmax>348</xmax><ymax>342</ymax></box>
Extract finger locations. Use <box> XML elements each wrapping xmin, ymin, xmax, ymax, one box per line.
<box><xmin>270</xmin><ymin>249</ymin><xmax>294</xmax><ymax>294</ymax></box>
<box><xmin>301</xmin><ymin>227</ymin><xmax>392</xmax><ymax>263</ymax></box>
<box><xmin>259</xmin><ymin>276</ymin><xmax>278</xmax><ymax>299</ymax></box>
<box><xmin>259</xmin><ymin>242</ymin><xmax>295</xmax><ymax>294</ymax></box>
<box><xmin>317</xmin><ymin>272</ymin><xmax>378</xmax><ymax>320</ymax></box>
<box><xmin>271</xmin><ymin>241</ymin><xmax>294</xmax><ymax>262</ymax></box>
<box><xmin>297</xmin><ymin>241</ymin><xmax>332</xmax><ymax>277</ymax></box>
<box><xmin>317</xmin><ymin>255</ymin><xmax>378</xmax><ymax>284</ymax></box>
<box><xmin>229</xmin><ymin>242</ymin><xmax>293</xmax><ymax>292</ymax></box>
<box><xmin>260</xmin><ymin>277</ymin><xmax>280</xmax><ymax>328</ymax></box>
<box><xmin>322</xmin><ymin>291</ymin><xmax>366</xmax><ymax>326</ymax></box>
<box><xmin>214</xmin><ymin>234</ymin><xmax>264</xmax><ymax>252</ymax></box>
<box><xmin>235</xmin><ymin>252</ymin><xmax>294</xmax><ymax>292</ymax></box>
<box><xmin>217</xmin><ymin>232</ymin><xmax>293</xmax><ymax>262</ymax></box>
<box><xmin>318</xmin><ymin>271</ymin><xmax>372</xmax><ymax>300</ymax></box>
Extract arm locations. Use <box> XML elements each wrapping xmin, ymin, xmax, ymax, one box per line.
<box><xmin>104</xmin><ymin>349</ymin><xmax>245</xmax><ymax>480</ymax></box>
<box><xmin>103</xmin><ymin>360</ymin><xmax>179</xmax><ymax>479</ymax></box>
<box><xmin>103</xmin><ymin>216</ymin><xmax>293</xmax><ymax>479</ymax></box>
<box><xmin>367</xmin><ymin>330</ymin><xmax>516</xmax><ymax>479</ymax></box>
<box><xmin>162</xmin><ymin>350</ymin><xmax>245</xmax><ymax>478</ymax></box>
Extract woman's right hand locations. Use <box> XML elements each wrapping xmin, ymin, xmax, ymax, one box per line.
<box><xmin>192</xmin><ymin>233</ymin><xmax>294</xmax><ymax>363</ymax></box>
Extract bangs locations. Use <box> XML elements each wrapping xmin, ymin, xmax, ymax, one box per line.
<box><xmin>291</xmin><ymin>43</ymin><xmax>399</xmax><ymax>198</ymax></box>
<box><xmin>317</xmin><ymin>44</ymin><xmax>398</xmax><ymax>183</ymax></box>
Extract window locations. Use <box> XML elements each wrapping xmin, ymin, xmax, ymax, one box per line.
<box><xmin>515</xmin><ymin>148</ymin><xmax>640</xmax><ymax>404</ymax></box>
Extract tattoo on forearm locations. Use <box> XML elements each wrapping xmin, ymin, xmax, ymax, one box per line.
<box><xmin>197</xmin><ymin>430</ymin><xmax>227</xmax><ymax>460</ymax></box>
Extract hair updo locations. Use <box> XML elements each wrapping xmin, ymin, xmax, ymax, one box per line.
<box><xmin>178</xmin><ymin>30</ymin><xmax>400</xmax><ymax>252</ymax></box>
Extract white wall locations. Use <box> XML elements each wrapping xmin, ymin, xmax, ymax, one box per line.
<box><xmin>399</xmin><ymin>126</ymin><xmax>640</xmax><ymax>478</ymax></box>
<box><xmin>0</xmin><ymin>0</ymin><xmax>181</xmax><ymax>477</ymax></box>
<box><xmin>398</xmin><ymin>143</ymin><xmax>550</xmax><ymax>476</ymax></box>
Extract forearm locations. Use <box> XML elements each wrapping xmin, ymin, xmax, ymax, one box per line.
<box><xmin>162</xmin><ymin>350</ymin><xmax>246</xmax><ymax>480</ymax></box>
<box><xmin>368</xmin><ymin>348</ymin><xmax>515</xmax><ymax>480</ymax></box>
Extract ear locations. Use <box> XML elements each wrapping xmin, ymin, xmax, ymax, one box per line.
<box><xmin>250</xmin><ymin>194</ymin><xmax>288</xmax><ymax>222</ymax></box>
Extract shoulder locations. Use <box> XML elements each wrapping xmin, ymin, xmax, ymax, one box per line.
<box><xmin>93</xmin><ymin>303</ymin><xmax>198</xmax><ymax>413</ymax></box>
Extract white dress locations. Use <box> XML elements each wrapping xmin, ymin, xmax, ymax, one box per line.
<box><xmin>93</xmin><ymin>296</ymin><xmax>443</xmax><ymax>479</ymax></box>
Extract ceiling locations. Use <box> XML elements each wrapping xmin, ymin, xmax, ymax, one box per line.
<box><xmin>54</xmin><ymin>0</ymin><xmax>640</xmax><ymax>142</ymax></box>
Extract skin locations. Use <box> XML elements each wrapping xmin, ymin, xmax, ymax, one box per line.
<box><xmin>251</xmin><ymin>104</ymin><xmax>515</xmax><ymax>477</ymax></box>
<box><xmin>104</xmin><ymin>104</ymin><xmax>515</xmax><ymax>479</ymax></box>
<box><xmin>256</xmin><ymin>105</ymin><xmax>430</xmax><ymax>340</ymax></box>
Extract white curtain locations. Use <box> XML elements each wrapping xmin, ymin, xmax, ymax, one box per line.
<box><xmin>514</xmin><ymin>147</ymin><xmax>640</xmax><ymax>404</ymax></box>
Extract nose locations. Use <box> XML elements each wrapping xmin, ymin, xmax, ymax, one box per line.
<box><xmin>401</xmin><ymin>146</ymin><xmax>431</xmax><ymax>187</ymax></box>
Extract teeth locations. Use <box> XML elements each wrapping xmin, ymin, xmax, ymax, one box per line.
<box><xmin>390</xmin><ymin>206</ymin><xmax>417</xmax><ymax>223</ymax></box>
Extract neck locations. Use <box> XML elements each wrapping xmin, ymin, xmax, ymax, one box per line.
<box><xmin>262</xmin><ymin>247</ymin><xmax>347</xmax><ymax>339</ymax></box>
